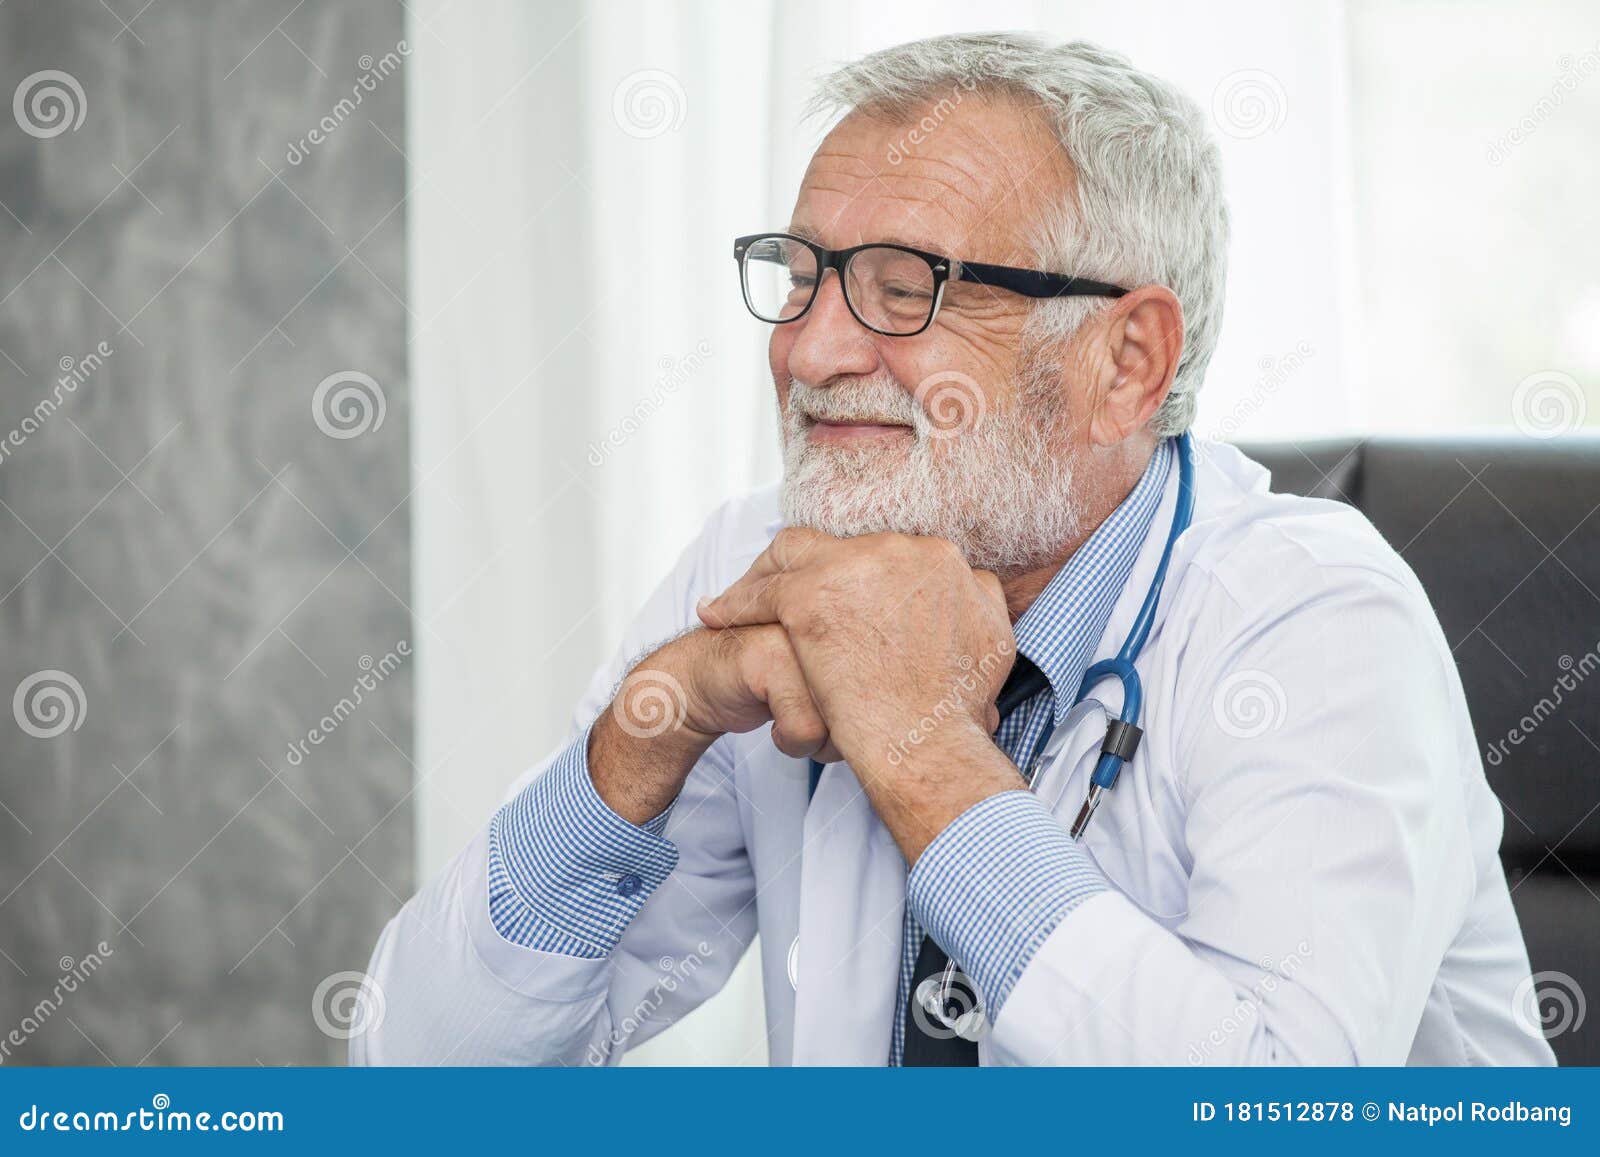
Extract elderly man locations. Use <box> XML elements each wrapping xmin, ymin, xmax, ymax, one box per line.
<box><xmin>357</xmin><ymin>33</ymin><xmax>1552</xmax><ymax>1066</ymax></box>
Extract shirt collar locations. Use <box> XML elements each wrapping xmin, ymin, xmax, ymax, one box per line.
<box><xmin>1013</xmin><ymin>437</ymin><xmax>1175</xmax><ymax>724</ymax></box>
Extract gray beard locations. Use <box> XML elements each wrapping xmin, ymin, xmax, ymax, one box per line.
<box><xmin>779</xmin><ymin>369</ymin><xmax>1083</xmax><ymax>573</ymax></box>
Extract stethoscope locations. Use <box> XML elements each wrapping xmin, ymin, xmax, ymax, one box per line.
<box><xmin>805</xmin><ymin>430</ymin><xmax>1197</xmax><ymax>838</ymax></box>
<box><xmin>797</xmin><ymin>433</ymin><xmax>1195</xmax><ymax>1028</ymax></box>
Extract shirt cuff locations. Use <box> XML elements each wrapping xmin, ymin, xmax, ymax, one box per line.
<box><xmin>906</xmin><ymin>790</ymin><xmax>1108</xmax><ymax>1017</ymax></box>
<box><xmin>486</xmin><ymin>723</ymin><xmax>680</xmax><ymax>956</ymax></box>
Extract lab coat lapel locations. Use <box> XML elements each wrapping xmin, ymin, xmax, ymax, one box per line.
<box><xmin>791</xmin><ymin>760</ymin><xmax>906</xmax><ymax>1066</ymax></box>
<box><xmin>1030</xmin><ymin>698</ymin><xmax>1113</xmax><ymax>817</ymax></box>
<box><xmin>1032</xmin><ymin>445</ymin><xmax>1195</xmax><ymax>841</ymax></box>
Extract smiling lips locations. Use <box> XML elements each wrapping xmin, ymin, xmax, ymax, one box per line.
<box><xmin>804</xmin><ymin>417</ymin><xmax>914</xmax><ymax>445</ymax></box>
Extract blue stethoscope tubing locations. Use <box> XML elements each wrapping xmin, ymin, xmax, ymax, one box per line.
<box><xmin>1066</xmin><ymin>430</ymin><xmax>1195</xmax><ymax>837</ymax></box>
<box><xmin>805</xmin><ymin>432</ymin><xmax>1196</xmax><ymax>840</ymax></box>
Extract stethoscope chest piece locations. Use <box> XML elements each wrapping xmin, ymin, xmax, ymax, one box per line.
<box><xmin>911</xmin><ymin>962</ymin><xmax>988</xmax><ymax>1042</ymax></box>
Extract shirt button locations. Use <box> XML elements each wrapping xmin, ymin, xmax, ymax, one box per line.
<box><xmin>617</xmin><ymin>873</ymin><xmax>643</xmax><ymax>897</ymax></box>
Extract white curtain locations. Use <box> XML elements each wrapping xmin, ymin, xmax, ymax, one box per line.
<box><xmin>406</xmin><ymin>0</ymin><xmax>1597</xmax><ymax>1064</ymax></box>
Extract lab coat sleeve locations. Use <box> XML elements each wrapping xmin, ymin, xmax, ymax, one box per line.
<box><xmin>352</xmin><ymin>498</ymin><xmax>763</xmax><ymax>1066</ymax></box>
<box><xmin>987</xmin><ymin>557</ymin><xmax>1478</xmax><ymax>1066</ymax></box>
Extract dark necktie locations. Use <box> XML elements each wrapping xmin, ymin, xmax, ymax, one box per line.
<box><xmin>900</xmin><ymin>654</ymin><xmax>1049</xmax><ymax>1065</ymax></box>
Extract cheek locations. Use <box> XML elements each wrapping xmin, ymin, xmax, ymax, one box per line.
<box><xmin>884</xmin><ymin>336</ymin><xmax>1013</xmax><ymax>419</ymax></box>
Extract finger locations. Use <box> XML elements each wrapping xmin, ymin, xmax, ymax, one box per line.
<box><xmin>697</xmin><ymin>527</ymin><xmax>832</xmax><ymax>627</ymax></box>
<box><xmin>757</xmin><ymin>632</ymin><xmax>832</xmax><ymax>759</ymax></box>
<box><xmin>698</xmin><ymin>573</ymin><xmax>786</xmax><ymax>629</ymax></box>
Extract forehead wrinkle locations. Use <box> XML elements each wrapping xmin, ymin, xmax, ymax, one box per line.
<box><xmin>805</xmin><ymin>100</ymin><xmax>1074</xmax><ymax>268</ymax></box>
<box><xmin>792</xmin><ymin>178</ymin><xmax>967</xmax><ymax>253</ymax></box>
<box><xmin>799</xmin><ymin>161</ymin><xmax>1035</xmax><ymax>267</ymax></box>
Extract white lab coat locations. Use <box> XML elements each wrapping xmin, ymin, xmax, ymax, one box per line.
<box><xmin>355</xmin><ymin>443</ymin><xmax>1555</xmax><ymax>1066</ymax></box>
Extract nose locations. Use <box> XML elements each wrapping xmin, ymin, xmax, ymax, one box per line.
<box><xmin>784</xmin><ymin>270</ymin><xmax>880</xmax><ymax>387</ymax></box>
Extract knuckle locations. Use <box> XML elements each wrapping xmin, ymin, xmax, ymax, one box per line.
<box><xmin>773</xmin><ymin>526</ymin><xmax>819</xmax><ymax>562</ymax></box>
<box><xmin>707</xmin><ymin>625</ymin><xmax>746</xmax><ymax>664</ymax></box>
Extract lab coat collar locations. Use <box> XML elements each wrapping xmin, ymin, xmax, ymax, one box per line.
<box><xmin>1078</xmin><ymin>437</ymin><xmax>1266</xmax><ymax>717</ymax></box>
<box><xmin>1014</xmin><ymin>437</ymin><xmax>1176</xmax><ymax>726</ymax></box>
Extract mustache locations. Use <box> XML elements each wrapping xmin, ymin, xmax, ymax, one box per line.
<box><xmin>785</xmin><ymin>377</ymin><xmax>921</xmax><ymax>428</ymax></box>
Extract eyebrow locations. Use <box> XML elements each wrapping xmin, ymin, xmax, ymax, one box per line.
<box><xmin>785</xmin><ymin>223</ymin><xmax>946</xmax><ymax>254</ymax></box>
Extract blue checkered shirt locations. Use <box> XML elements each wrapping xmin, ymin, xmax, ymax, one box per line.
<box><xmin>486</xmin><ymin>438</ymin><xmax>1175</xmax><ymax>1062</ymax></box>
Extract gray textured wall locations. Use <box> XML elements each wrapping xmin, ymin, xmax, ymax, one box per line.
<box><xmin>0</xmin><ymin>0</ymin><xmax>410</xmax><ymax>1064</ymax></box>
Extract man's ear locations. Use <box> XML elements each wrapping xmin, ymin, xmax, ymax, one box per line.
<box><xmin>1087</xmin><ymin>285</ymin><xmax>1184</xmax><ymax>446</ymax></box>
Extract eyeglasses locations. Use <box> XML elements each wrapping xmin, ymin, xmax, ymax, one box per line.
<box><xmin>734</xmin><ymin>232</ymin><xmax>1129</xmax><ymax>338</ymax></box>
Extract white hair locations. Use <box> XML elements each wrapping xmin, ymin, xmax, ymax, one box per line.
<box><xmin>808</xmin><ymin>33</ymin><xmax>1230</xmax><ymax>435</ymax></box>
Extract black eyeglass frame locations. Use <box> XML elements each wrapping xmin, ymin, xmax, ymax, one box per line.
<box><xmin>733</xmin><ymin>232</ymin><xmax>1130</xmax><ymax>337</ymax></box>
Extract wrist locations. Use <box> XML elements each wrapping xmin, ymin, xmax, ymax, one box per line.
<box><xmin>585</xmin><ymin>684</ymin><xmax>716</xmax><ymax>825</ymax></box>
<box><xmin>854</xmin><ymin>721</ymin><xmax>1026</xmax><ymax>865</ymax></box>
